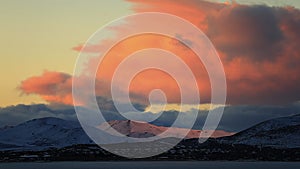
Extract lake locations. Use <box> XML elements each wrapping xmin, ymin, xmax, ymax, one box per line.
<box><xmin>1</xmin><ymin>161</ymin><xmax>300</xmax><ymax>169</ymax></box>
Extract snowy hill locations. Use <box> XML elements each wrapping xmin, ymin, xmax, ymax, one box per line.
<box><xmin>0</xmin><ymin>117</ymin><xmax>136</xmax><ymax>150</ymax></box>
<box><xmin>0</xmin><ymin>114</ymin><xmax>300</xmax><ymax>153</ymax></box>
<box><xmin>220</xmin><ymin>114</ymin><xmax>300</xmax><ymax>148</ymax></box>
<box><xmin>98</xmin><ymin>120</ymin><xmax>233</xmax><ymax>139</ymax></box>
<box><xmin>0</xmin><ymin>117</ymin><xmax>93</xmax><ymax>150</ymax></box>
<box><xmin>0</xmin><ymin>117</ymin><xmax>232</xmax><ymax>151</ymax></box>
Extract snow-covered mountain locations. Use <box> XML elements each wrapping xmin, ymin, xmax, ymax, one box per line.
<box><xmin>0</xmin><ymin>117</ymin><xmax>232</xmax><ymax>151</ymax></box>
<box><xmin>2</xmin><ymin>114</ymin><xmax>298</xmax><ymax>151</ymax></box>
<box><xmin>0</xmin><ymin>117</ymin><xmax>93</xmax><ymax>150</ymax></box>
<box><xmin>98</xmin><ymin>120</ymin><xmax>234</xmax><ymax>139</ymax></box>
<box><xmin>0</xmin><ymin>117</ymin><xmax>135</xmax><ymax>150</ymax></box>
<box><xmin>220</xmin><ymin>114</ymin><xmax>300</xmax><ymax>148</ymax></box>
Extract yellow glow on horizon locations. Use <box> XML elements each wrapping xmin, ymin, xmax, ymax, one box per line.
<box><xmin>144</xmin><ymin>103</ymin><xmax>225</xmax><ymax>113</ymax></box>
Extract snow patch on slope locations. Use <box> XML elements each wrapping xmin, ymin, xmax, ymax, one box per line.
<box><xmin>220</xmin><ymin>114</ymin><xmax>300</xmax><ymax>148</ymax></box>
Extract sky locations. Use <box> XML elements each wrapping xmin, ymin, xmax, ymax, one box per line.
<box><xmin>0</xmin><ymin>0</ymin><xmax>299</xmax><ymax>107</ymax></box>
<box><xmin>0</xmin><ymin>0</ymin><xmax>132</xmax><ymax>106</ymax></box>
<box><xmin>221</xmin><ymin>0</ymin><xmax>300</xmax><ymax>8</ymax></box>
<box><xmin>1</xmin><ymin>0</ymin><xmax>300</xmax><ymax>132</ymax></box>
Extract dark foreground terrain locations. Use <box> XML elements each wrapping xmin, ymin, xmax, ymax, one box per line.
<box><xmin>1</xmin><ymin>114</ymin><xmax>300</xmax><ymax>162</ymax></box>
<box><xmin>1</xmin><ymin>139</ymin><xmax>300</xmax><ymax>162</ymax></box>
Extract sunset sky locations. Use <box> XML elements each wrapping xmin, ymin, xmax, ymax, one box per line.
<box><xmin>0</xmin><ymin>0</ymin><xmax>131</xmax><ymax>106</ymax></box>
<box><xmin>1</xmin><ymin>0</ymin><xmax>300</xmax><ymax>108</ymax></box>
<box><xmin>1</xmin><ymin>0</ymin><xmax>300</xmax><ymax>135</ymax></box>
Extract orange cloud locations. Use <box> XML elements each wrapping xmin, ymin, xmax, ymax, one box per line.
<box><xmin>20</xmin><ymin>71</ymin><xmax>73</xmax><ymax>105</ymax></box>
<box><xmin>90</xmin><ymin>34</ymin><xmax>211</xmax><ymax>104</ymax></box>
<box><xmin>124</xmin><ymin>0</ymin><xmax>300</xmax><ymax>105</ymax></box>
<box><xmin>22</xmin><ymin>0</ymin><xmax>300</xmax><ymax>106</ymax></box>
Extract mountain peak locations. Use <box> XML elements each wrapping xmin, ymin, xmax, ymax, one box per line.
<box><xmin>99</xmin><ymin>120</ymin><xmax>159</xmax><ymax>138</ymax></box>
<box><xmin>98</xmin><ymin>120</ymin><xmax>234</xmax><ymax>139</ymax></box>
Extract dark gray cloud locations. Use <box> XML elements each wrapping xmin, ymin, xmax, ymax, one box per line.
<box><xmin>207</xmin><ymin>5</ymin><xmax>284</xmax><ymax>61</ymax></box>
<box><xmin>96</xmin><ymin>96</ymin><xmax>147</xmax><ymax>113</ymax></box>
<box><xmin>2</xmin><ymin>102</ymin><xmax>300</xmax><ymax>133</ymax></box>
<box><xmin>0</xmin><ymin>104</ymin><xmax>76</xmax><ymax>127</ymax></box>
<box><xmin>150</xmin><ymin>103</ymin><xmax>300</xmax><ymax>132</ymax></box>
<box><xmin>215</xmin><ymin>103</ymin><xmax>300</xmax><ymax>131</ymax></box>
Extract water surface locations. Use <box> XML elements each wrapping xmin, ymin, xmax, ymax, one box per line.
<box><xmin>1</xmin><ymin>161</ymin><xmax>300</xmax><ymax>169</ymax></box>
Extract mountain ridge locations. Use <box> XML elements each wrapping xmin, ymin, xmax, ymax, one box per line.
<box><xmin>1</xmin><ymin>114</ymin><xmax>300</xmax><ymax>151</ymax></box>
<box><xmin>98</xmin><ymin>119</ymin><xmax>234</xmax><ymax>139</ymax></box>
<box><xmin>0</xmin><ymin>117</ymin><xmax>231</xmax><ymax>151</ymax></box>
<box><xmin>219</xmin><ymin>114</ymin><xmax>300</xmax><ymax>148</ymax></box>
